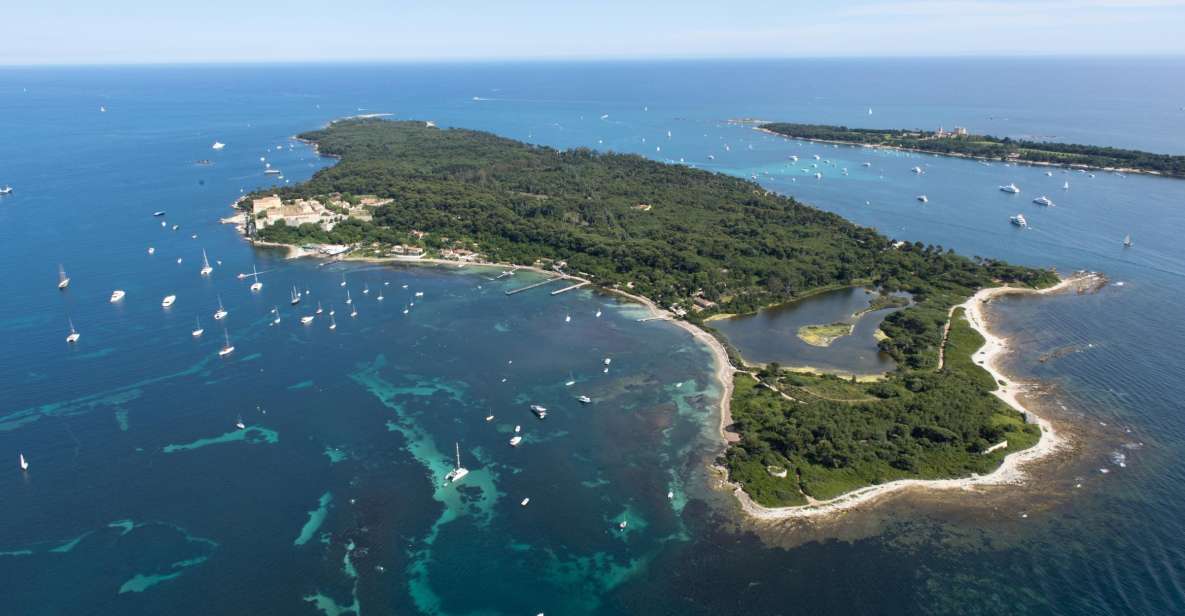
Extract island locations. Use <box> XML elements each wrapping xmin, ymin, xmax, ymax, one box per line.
<box><xmin>756</xmin><ymin>122</ymin><xmax>1185</xmax><ymax>178</ymax></box>
<box><xmin>796</xmin><ymin>322</ymin><xmax>854</xmax><ymax>347</ymax></box>
<box><xmin>239</xmin><ymin>117</ymin><xmax>1066</xmax><ymax>513</ymax></box>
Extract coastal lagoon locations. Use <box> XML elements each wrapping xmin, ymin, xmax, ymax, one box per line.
<box><xmin>3</xmin><ymin>59</ymin><xmax>1185</xmax><ymax>614</ymax></box>
<box><xmin>710</xmin><ymin>287</ymin><xmax>901</xmax><ymax>375</ymax></box>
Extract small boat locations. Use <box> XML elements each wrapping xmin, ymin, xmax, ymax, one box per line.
<box><xmin>211</xmin><ymin>142</ymin><xmax>226</xmax><ymax>150</ymax></box>
<box><xmin>1010</xmin><ymin>214</ymin><xmax>1028</xmax><ymax>228</ymax></box>
<box><xmin>667</xmin><ymin>490</ymin><xmax>675</xmax><ymax>499</ymax></box>
<box><xmin>328</xmin><ymin>314</ymin><xmax>337</xmax><ymax>330</ymax></box>
<box><xmin>161</xmin><ymin>221</ymin><xmax>167</xmax><ymax>227</ymax></box>
<box><xmin>577</xmin><ymin>395</ymin><xmax>591</xmax><ymax>404</ymax></box>
<box><xmin>290</xmin><ymin>285</ymin><xmax>301</xmax><ymax>305</ymax></box>
<box><xmin>401</xmin><ymin>284</ymin><xmax>408</xmax><ymax>289</ymax></box>
<box><xmin>520</xmin><ymin>497</ymin><xmax>530</xmax><ymax>507</ymax></box>
<box><xmin>414</xmin><ymin>291</ymin><xmax>424</xmax><ymax>297</ymax></box>
<box><xmin>999</xmin><ymin>183</ymin><xmax>1021</xmax><ymax>194</ymax></box>
<box><xmin>564</xmin><ymin>314</ymin><xmax>571</xmax><ymax>323</ymax></box>
<box><xmin>509</xmin><ymin>435</ymin><xmax>523</xmax><ymax>447</ymax></box>
<box><xmin>1033</xmin><ymin>195</ymin><xmax>1054</xmax><ymax>207</ymax></box>
<box><xmin>152</xmin><ymin>210</ymin><xmax>166</xmax><ymax>217</ymax></box>
<box><xmin>0</xmin><ymin>185</ymin><xmax>12</xmax><ymax>196</ymax></box>
<box><xmin>19</xmin><ymin>453</ymin><xmax>29</xmax><ymax>471</ymax></box>
<box><xmin>530</xmin><ymin>404</ymin><xmax>548</xmax><ymax>419</ymax></box>
<box><xmin>147</xmin><ymin>247</ymin><xmax>155</xmax><ymax>255</ymax></box>
<box><xmin>58</xmin><ymin>264</ymin><xmax>71</xmax><ymax>290</ymax></box>
<box><xmin>219</xmin><ymin>330</ymin><xmax>235</xmax><ymax>356</ymax></box>
<box><xmin>213</xmin><ymin>295</ymin><xmax>228</xmax><ymax>320</ymax></box>
<box><xmin>485</xmin><ymin>415</ymin><xmax>495</xmax><ymax>422</ymax></box>
<box><xmin>618</xmin><ymin>520</ymin><xmax>628</xmax><ymax>530</ymax></box>
<box><xmin>329</xmin><ymin>308</ymin><xmax>335</xmax><ymax>316</ymax></box>
<box><xmin>200</xmin><ymin>249</ymin><xmax>213</xmax><ymax>276</ymax></box>
<box><xmin>595</xmin><ymin>310</ymin><xmax>602</xmax><ymax>318</ymax></box>
<box><xmin>603</xmin><ymin>358</ymin><xmax>612</xmax><ymax>366</ymax></box>
<box><xmin>917</xmin><ymin>195</ymin><xmax>928</xmax><ymax>203</ymax></box>
<box><xmin>444</xmin><ymin>443</ymin><xmax>469</xmax><ymax>484</ymax></box>
<box><xmin>249</xmin><ymin>266</ymin><xmax>263</xmax><ymax>292</ymax></box>
<box><xmin>264</xmin><ymin>168</ymin><xmax>282</xmax><ymax>175</ymax></box>
<box><xmin>565</xmin><ymin>380</ymin><xmax>576</xmax><ymax>387</ymax></box>
<box><xmin>402</xmin><ymin>305</ymin><xmax>409</xmax><ymax>314</ymax></box>
<box><xmin>1063</xmin><ymin>181</ymin><xmax>1070</xmax><ymax>190</ymax></box>
<box><xmin>66</xmin><ymin>319</ymin><xmax>80</xmax><ymax>343</ymax></box>
<box><xmin>172</xmin><ymin>224</ymin><xmax>179</xmax><ymax>231</ymax></box>
<box><xmin>1045</xmin><ymin>171</ymin><xmax>1053</xmax><ymax>177</ymax></box>
<box><xmin>176</xmin><ymin>257</ymin><xmax>183</xmax><ymax>264</ymax></box>
<box><xmin>862</xmin><ymin>162</ymin><xmax>872</xmax><ymax>167</ymax></box>
<box><xmin>911</xmin><ymin>166</ymin><xmax>924</xmax><ymax>174</ymax></box>
<box><xmin>315</xmin><ymin>302</ymin><xmax>323</xmax><ymax>315</ymax></box>
<box><xmin>161</xmin><ymin>294</ymin><xmax>176</xmax><ymax>307</ymax></box>
<box><xmin>1123</xmin><ymin>234</ymin><xmax>1133</xmax><ymax>248</ymax></box>
<box><xmin>514</xmin><ymin>424</ymin><xmax>522</xmax><ymax>434</ymax></box>
<box><xmin>300</xmin><ymin>315</ymin><xmax>314</xmax><ymax>325</ymax></box>
<box><xmin>235</xmin><ymin>416</ymin><xmax>246</xmax><ymax>430</ymax></box>
<box><xmin>192</xmin><ymin>317</ymin><xmax>204</xmax><ymax>337</ymax></box>
<box><xmin>109</xmin><ymin>289</ymin><xmax>126</xmax><ymax>303</ymax></box>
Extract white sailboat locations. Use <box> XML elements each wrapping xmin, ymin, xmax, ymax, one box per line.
<box><xmin>316</xmin><ymin>302</ymin><xmax>323</xmax><ymax>315</ymax></box>
<box><xmin>218</xmin><ymin>330</ymin><xmax>235</xmax><ymax>356</ymax></box>
<box><xmin>444</xmin><ymin>442</ymin><xmax>469</xmax><ymax>484</ymax></box>
<box><xmin>345</xmin><ymin>290</ymin><xmax>352</xmax><ymax>305</ymax></box>
<box><xmin>213</xmin><ymin>295</ymin><xmax>228</xmax><ymax>320</ymax></box>
<box><xmin>58</xmin><ymin>264</ymin><xmax>70</xmax><ymax>289</ymax></box>
<box><xmin>350</xmin><ymin>305</ymin><xmax>358</xmax><ymax>318</ymax></box>
<box><xmin>66</xmin><ymin>318</ymin><xmax>80</xmax><ymax>343</ymax></box>
<box><xmin>192</xmin><ymin>317</ymin><xmax>204</xmax><ymax>337</ymax></box>
<box><xmin>1123</xmin><ymin>234</ymin><xmax>1133</xmax><ymax>248</ymax></box>
<box><xmin>250</xmin><ymin>265</ymin><xmax>263</xmax><ymax>292</ymax></box>
<box><xmin>1063</xmin><ymin>180</ymin><xmax>1070</xmax><ymax>190</ymax></box>
<box><xmin>329</xmin><ymin>313</ymin><xmax>337</xmax><ymax>330</ymax></box>
<box><xmin>290</xmin><ymin>285</ymin><xmax>301</xmax><ymax>305</ymax></box>
<box><xmin>340</xmin><ymin>273</ymin><xmax>347</xmax><ymax>287</ymax></box>
<box><xmin>272</xmin><ymin>306</ymin><xmax>281</xmax><ymax>325</ymax></box>
<box><xmin>19</xmin><ymin>453</ymin><xmax>29</xmax><ymax>471</ymax></box>
<box><xmin>200</xmin><ymin>249</ymin><xmax>213</xmax><ymax>276</ymax></box>
<box><xmin>235</xmin><ymin>416</ymin><xmax>246</xmax><ymax>430</ymax></box>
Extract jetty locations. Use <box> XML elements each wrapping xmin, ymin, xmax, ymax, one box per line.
<box><xmin>505</xmin><ymin>277</ymin><xmax>564</xmax><ymax>295</ymax></box>
<box><xmin>550</xmin><ymin>281</ymin><xmax>589</xmax><ymax>295</ymax></box>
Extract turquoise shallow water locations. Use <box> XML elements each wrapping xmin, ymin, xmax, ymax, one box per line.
<box><xmin>2</xmin><ymin>59</ymin><xmax>1185</xmax><ymax>615</ymax></box>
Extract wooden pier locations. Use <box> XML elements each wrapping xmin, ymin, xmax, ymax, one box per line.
<box><xmin>550</xmin><ymin>281</ymin><xmax>589</xmax><ymax>296</ymax></box>
<box><xmin>505</xmin><ymin>277</ymin><xmax>563</xmax><ymax>295</ymax></box>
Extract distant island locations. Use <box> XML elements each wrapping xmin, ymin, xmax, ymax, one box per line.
<box><xmin>757</xmin><ymin>122</ymin><xmax>1185</xmax><ymax>178</ymax></box>
<box><xmin>239</xmin><ymin>118</ymin><xmax>1066</xmax><ymax>513</ymax></box>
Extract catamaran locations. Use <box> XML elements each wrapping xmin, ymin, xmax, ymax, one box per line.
<box><xmin>250</xmin><ymin>265</ymin><xmax>263</xmax><ymax>292</ymax></box>
<box><xmin>58</xmin><ymin>264</ymin><xmax>70</xmax><ymax>289</ymax></box>
<box><xmin>219</xmin><ymin>330</ymin><xmax>235</xmax><ymax>356</ymax></box>
<box><xmin>66</xmin><ymin>319</ymin><xmax>80</xmax><ymax>343</ymax></box>
<box><xmin>213</xmin><ymin>295</ymin><xmax>228</xmax><ymax>320</ymax></box>
<box><xmin>192</xmin><ymin>317</ymin><xmax>204</xmax><ymax>337</ymax></box>
<box><xmin>999</xmin><ymin>183</ymin><xmax>1021</xmax><ymax>194</ymax></box>
<box><xmin>444</xmin><ymin>442</ymin><xmax>469</xmax><ymax>484</ymax></box>
<box><xmin>109</xmin><ymin>289</ymin><xmax>126</xmax><ymax>303</ymax></box>
<box><xmin>290</xmin><ymin>285</ymin><xmax>301</xmax><ymax>305</ymax></box>
<box><xmin>200</xmin><ymin>249</ymin><xmax>213</xmax><ymax>276</ymax></box>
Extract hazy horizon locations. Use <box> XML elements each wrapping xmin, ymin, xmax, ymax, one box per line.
<box><xmin>6</xmin><ymin>0</ymin><xmax>1185</xmax><ymax>65</ymax></box>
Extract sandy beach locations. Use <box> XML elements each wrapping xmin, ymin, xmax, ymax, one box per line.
<box><xmin>730</xmin><ymin>273</ymin><xmax>1100</xmax><ymax>521</ymax></box>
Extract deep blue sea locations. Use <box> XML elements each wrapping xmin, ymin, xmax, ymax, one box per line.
<box><xmin>2</xmin><ymin>58</ymin><xmax>1185</xmax><ymax>615</ymax></box>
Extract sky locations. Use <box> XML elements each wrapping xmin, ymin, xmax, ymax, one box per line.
<box><xmin>4</xmin><ymin>0</ymin><xmax>1185</xmax><ymax>64</ymax></box>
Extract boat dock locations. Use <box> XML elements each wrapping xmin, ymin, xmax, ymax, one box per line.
<box><xmin>550</xmin><ymin>281</ymin><xmax>589</xmax><ymax>296</ymax></box>
<box><xmin>636</xmin><ymin>315</ymin><xmax>670</xmax><ymax>322</ymax></box>
<box><xmin>505</xmin><ymin>277</ymin><xmax>563</xmax><ymax>295</ymax></box>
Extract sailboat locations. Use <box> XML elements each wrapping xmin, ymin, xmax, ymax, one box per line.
<box><xmin>213</xmin><ymin>295</ymin><xmax>228</xmax><ymax>320</ymax></box>
<box><xmin>1063</xmin><ymin>180</ymin><xmax>1070</xmax><ymax>190</ymax></box>
<box><xmin>595</xmin><ymin>310</ymin><xmax>602</xmax><ymax>318</ymax></box>
<box><xmin>1123</xmin><ymin>234</ymin><xmax>1133</xmax><ymax>248</ymax></box>
<box><xmin>66</xmin><ymin>318</ymin><xmax>80</xmax><ymax>343</ymax></box>
<box><xmin>250</xmin><ymin>265</ymin><xmax>263</xmax><ymax>292</ymax></box>
<box><xmin>19</xmin><ymin>453</ymin><xmax>29</xmax><ymax>471</ymax></box>
<box><xmin>272</xmin><ymin>306</ymin><xmax>281</xmax><ymax>325</ymax></box>
<box><xmin>218</xmin><ymin>330</ymin><xmax>235</xmax><ymax>356</ymax></box>
<box><xmin>235</xmin><ymin>416</ymin><xmax>246</xmax><ymax>430</ymax></box>
<box><xmin>192</xmin><ymin>316</ymin><xmax>204</xmax><ymax>337</ymax></box>
<box><xmin>362</xmin><ymin>283</ymin><xmax>369</xmax><ymax>295</ymax></box>
<box><xmin>350</xmin><ymin>305</ymin><xmax>358</xmax><ymax>318</ymax></box>
<box><xmin>315</xmin><ymin>302</ymin><xmax>323</xmax><ymax>315</ymax></box>
<box><xmin>58</xmin><ymin>264</ymin><xmax>70</xmax><ymax>290</ymax></box>
<box><xmin>329</xmin><ymin>313</ymin><xmax>337</xmax><ymax>330</ymax></box>
<box><xmin>200</xmin><ymin>250</ymin><xmax>213</xmax><ymax>276</ymax></box>
<box><xmin>444</xmin><ymin>442</ymin><xmax>469</xmax><ymax>484</ymax></box>
<box><xmin>376</xmin><ymin>289</ymin><xmax>384</xmax><ymax>301</ymax></box>
<box><xmin>340</xmin><ymin>273</ymin><xmax>347</xmax><ymax>287</ymax></box>
<box><xmin>290</xmin><ymin>285</ymin><xmax>301</xmax><ymax>305</ymax></box>
<box><xmin>345</xmin><ymin>290</ymin><xmax>352</xmax><ymax>305</ymax></box>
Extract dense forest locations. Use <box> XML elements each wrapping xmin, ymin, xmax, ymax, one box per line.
<box><xmin>762</xmin><ymin>122</ymin><xmax>1185</xmax><ymax>178</ymax></box>
<box><xmin>253</xmin><ymin>118</ymin><xmax>1058</xmax><ymax>506</ymax></box>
